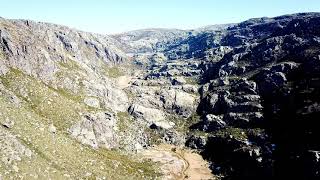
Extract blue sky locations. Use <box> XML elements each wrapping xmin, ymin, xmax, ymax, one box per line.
<box><xmin>0</xmin><ymin>0</ymin><xmax>319</xmax><ymax>34</ymax></box>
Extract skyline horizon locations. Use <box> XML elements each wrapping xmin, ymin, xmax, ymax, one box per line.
<box><xmin>1</xmin><ymin>0</ymin><xmax>320</xmax><ymax>34</ymax></box>
<box><xmin>1</xmin><ymin>11</ymin><xmax>319</xmax><ymax>35</ymax></box>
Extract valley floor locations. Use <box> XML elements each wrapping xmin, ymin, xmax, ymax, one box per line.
<box><xmin>139</xmin><ymin>144</ymin><xmax>215</xmax><ymax>180</ymax></box>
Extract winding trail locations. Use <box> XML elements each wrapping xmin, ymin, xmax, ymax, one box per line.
<box><xmin>139</xmin><ymin>144</ymin><xmax>215</xmax><ymax>180</ymax></box>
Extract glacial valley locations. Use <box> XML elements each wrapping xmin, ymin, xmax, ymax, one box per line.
<box><xmin>1</xmin><ymin>12</ymin><xmax>320</xmax><ymax>179</ymax></box>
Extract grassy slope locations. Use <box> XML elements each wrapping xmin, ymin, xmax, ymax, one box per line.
<box><xmin>0</xmin><ymin>68</ymin><xmax>159</xmax><ymax>179</ymax></box>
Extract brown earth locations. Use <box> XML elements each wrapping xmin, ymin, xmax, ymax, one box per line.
<box><xmin>139</xmin><ymin>144</ymin><xmax>215</xmax><ymax>180</ymax></box>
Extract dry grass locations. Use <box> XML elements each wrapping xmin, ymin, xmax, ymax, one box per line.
<box><xmin>0</xmin><ymin>68</ymin><xmax>160</xmax><ymax>179</ymax></box>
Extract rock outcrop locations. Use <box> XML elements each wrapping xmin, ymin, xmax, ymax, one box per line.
<box><xmin>69</xmin><ymin>112</ymin><xmax>119</xmax><ymax>149</ymax></box>
<box><xmin>184</xmin><ymin>12</ymin><xmax>320</xmax><ymax>179</ymax></box>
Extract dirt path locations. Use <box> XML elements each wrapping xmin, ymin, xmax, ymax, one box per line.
<box><xmin>139</xmin><ymin>144</ymin><xmax>215</xmax><ymax>180</ymax></box>
<box><xmin>179</xmin><ymin>150</ymin><xmax>215</xmax><ymax>180</ymax></box>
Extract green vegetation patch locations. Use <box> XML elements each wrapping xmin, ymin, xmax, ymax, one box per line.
<box><xmin>116</xmin><ymin>111</ymin><xmax>133</xmax><ymax>133</ymax></box>
<box><xmin>212</xmin><ymin>127</ymin><xmax>248</xmax><ymax>141</ymax></box>
<box><xmin>145</xmin><ymin>127</ymin><xmax>165</xmax><ymax>146</ymax></box>
<box><xmin>103</xmin><ymin>66</ymin><xmax>125</xmax><ymax>78</ymax></box>
<box><xmin>191</xmin><ymin>130</ymin><xmax>210</xmax><ymax>137</ymax></box>
<box><xmin>0</xmin><ymin>50</ymin><xmax>6</xmax><ymax>60</ymax></box>
<box><xmin>0</xmin><ymin>68</ymin><xmax>160</xmax><ymax>179</ymax></box>
<box><xmin>185</xmin><ymin>76</ymin><xmax>199</xmax><ymax>85</ymax></box>
<box><xmin>58</xmin><ymin>58</ymin><xmax>82</xmax><ymax>71</ymax></box>
<box><xmin>0</xmin><ymin>68</ymin><xmax>83</xmax><ymax>130</ymax></box>
<box><xmin>172</xmin><ymin>113</ymin><xmax>201</xmax><ymax>134</ymax></box>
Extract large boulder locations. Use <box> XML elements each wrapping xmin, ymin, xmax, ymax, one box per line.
<box><xmin>231</xmin><ymin>78</ymin><xmax>257</xmax><ymax>95</ymax></box>
<box><xmin>186</xmin><ymin>134</ymin><xmax>207</xmax><ymax>150</ymax></box>
<box><xmin>224</xmin><ymin>112</ymin><xmax>264</xmax><ymax>127</ymax></box>
<box><xmin>128</xmin><ymin>104</ymin><xmax>174</xmax><ymax>129</ymax></box>
<box><xmin>69</xmin><ymin>112</ymin><xmax>119</xmax><ymax>149</ymax></box>
<box><xmin>83</xmin><ymin>97</ymin><xmax>100</xmax><ymax>108</ymax></box>
<box><xmin>200</xmin><ymin>114</ymin><xmax>226</xmax><ymax>132</ymax></box>
<box><xmin>160</xmin><ymin>89</ymin><xmax>197</xmax><ymax>117</ymax></box>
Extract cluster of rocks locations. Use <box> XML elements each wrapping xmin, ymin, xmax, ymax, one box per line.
<box><xmin>188</xmin><ymin>77</ymin><xmax>273</xmax><ymax>178</ymax></box>
<box><xmin>126</xmin><ymin>76</ymin><xmax>199</xmax><ymax>145</ymax></box>
<box><xmin>198</xmin><ymin>78</ymin><xmax>264</xmax><ymax>129</ymax></box>
<box><xmin>147</xmin><ymin>59</ymin><xmax>203</xmax><ymax>78</ymax></box>
<box><xmin>184</xmin><ymin>13</ymin><xmax>320</xmax><ymax>179</ymax></box>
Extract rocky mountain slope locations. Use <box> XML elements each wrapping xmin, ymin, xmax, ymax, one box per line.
<box><xmin>1</xmin><ymin>12</ymin><xmax>320</xmax><ymax>179</ymax></box>
<box><xmin>0</xmin><ymin>16</ymin><xmax>202</xmax><ymax>179</ymax></box>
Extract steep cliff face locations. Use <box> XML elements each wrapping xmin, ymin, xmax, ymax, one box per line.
<box><xmin>1</xmin><ymin>12</ymin><xmax>320</xmax><ymax>179</ymax></box>
<box><xmin>0</xmin><ymin>18</ymin><xmax>131</xmax><ymax>111</ymax></box>
<box><xmin>185</xmin><ymin>12</ymin><xmax>320</xmax><ymax>179</ymax></box>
